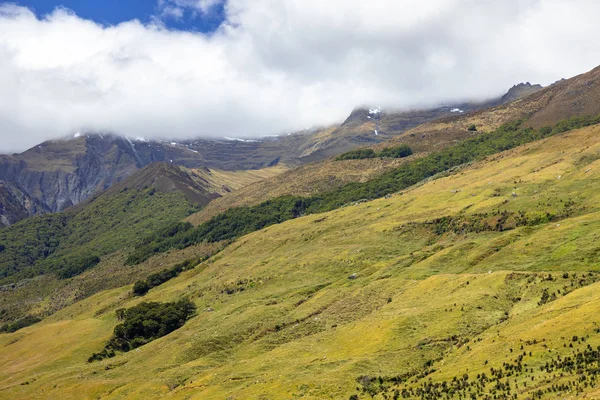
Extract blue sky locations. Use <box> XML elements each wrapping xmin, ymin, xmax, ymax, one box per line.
<box><xmin>7</xmin><ymin>0</ymin><xmax>225</xmax><ymax>32</ymax></box>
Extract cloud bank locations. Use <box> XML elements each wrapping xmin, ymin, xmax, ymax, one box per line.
<box><xmin>1</xmin><ymin>0</ymin><xmax>600</xmax><ymax>152</ymax></box>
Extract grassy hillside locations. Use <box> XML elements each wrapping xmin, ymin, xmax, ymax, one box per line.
<box><xmin>3</xmin><ymin>123</ymin><xmax>600</xmax><ymax>398</ymax></box>
<box><xmin>0</xmin><ymin>162</ymin><xmax>283</xmax><ymax>322</ymax></box>
<box><xmin>133</xmin><ymin>115</ymin><xmax>599</xmax><ymax>265</ymax></box>
<box><xmin>187</xmin><ymin>157</ymin><xmax>414</xmax><ymax>226</ymax></box>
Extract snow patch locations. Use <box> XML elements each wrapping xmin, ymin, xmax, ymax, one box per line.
<box><xmin>369</xmin><ymin>108</ymin><xmax>381</xmax><ymax>115</ymax></box>
<box><xmin>374</xmin><ymin>130</ymin><xmax>378</xmax><ymax>135</ymax></box>
<box><xmin>224</xmin><ymin>137</ymin><xmax>260</xmax><ymax>143</ymax></box>
<box><xmin>170</xmin><ymin>142</ymin><xmax>177</xmax><ymax>146</ymax></box>
<box><xmin>73</xmin><ymin>132</ymin><xmax>81</xmax><ymax>138</ymax></box>
<box><xmin>135</xmin><ymin>137</ymin><xmax>149</xmax><ymax>143</ymax></box>
<box><xmin>450</xmin><ymin>108</ymin><xmax>465</xmax><ymax>113</ymax></box>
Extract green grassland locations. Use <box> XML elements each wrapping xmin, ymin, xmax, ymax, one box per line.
<box><xmin>3</xmin><ymin>124</ymin><xmax>600</xmax><ymax>398</ymax></box>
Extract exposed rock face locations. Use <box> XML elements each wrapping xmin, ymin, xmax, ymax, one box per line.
<box><xmin>501</xmin><ymin>82</ymin><xmax>544</xmax><ymax>104</ymax></box>
<box><xmin>0</xmin><ymin>135</ymin><xmax>179</xmax><ymax>226</ymax></box>
<box><xmin>0</xmin><ymin>184</ymin><xmax>29</xmax><ymax>226</ymax></box>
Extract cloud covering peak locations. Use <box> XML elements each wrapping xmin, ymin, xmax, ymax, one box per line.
<box><xmin>1</xmin><ymin>0</ymin><xmax>600</xmax><ymax>152</ymax></box>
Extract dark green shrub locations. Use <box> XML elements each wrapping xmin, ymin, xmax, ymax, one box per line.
<box><xmin>0</xmin><ymin>315</ymin><xmax>42</xmax><ymax>333</ymax></box>
<box><xmin>336</xmin><ymin>149</ymin><xmax>377</xmax><ymax>160</ymax></box>
<box><xmin>132</xmin><ymin>280</ymin><xmax>150</xmax><ymax>296</ymax></box>
<box><xmin>379</xmin><ymin>144</ymin><xmax>413</xmax><ymax>158</ymax></box>
<box><xmin>468</xmin><ymin>124</ymin><xmax>477</xmax><ymax>131</ymax></box>
<box><xmin>336</xmin><ymin>145</ymin><xmax>413</xmax><ymax>161</ymax></box>
<box><xmin>88</xmin><ymin>299</ymin><xmax>196</xmax><ymax>362</ymax></box>
<box><xmin>124</xmin><ymin>222</ymin><xmax>194</xmax><ymax>265</ymax></box>
<box><xmin>132</xmin><ymin>257</ymin><xmax>206</xmax><ymax>296</ymax></box>
<box><xmin>56</xmin><ymin>255</ymin><xmax>101</xmax><ymax>279</ymax></box>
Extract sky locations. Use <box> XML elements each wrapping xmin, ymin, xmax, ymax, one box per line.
<box><xmin>1</xmin><ymin>0</ymin><xmax>600</xmax><ymax>153</ymax></box>
<box><xmin>10</xmin><ymin>0</ymin><xmax>226</xmax><ymax>32</ymax></box>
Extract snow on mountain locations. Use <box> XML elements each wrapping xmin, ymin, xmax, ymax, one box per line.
<box><xmin>224</xmin><ymin>137</ymin><xmax>260</xmax><ymax>143</ymax></box>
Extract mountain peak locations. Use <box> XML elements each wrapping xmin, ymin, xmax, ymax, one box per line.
<box><xmin>501</xmin><ymin>82</ymin><xmax>544</xmax><ymax>103</ymax></box>
<box><xmin>105</xmin><ymin>162</ymin><xmax>220</xmax><ymax>206</ymax></box>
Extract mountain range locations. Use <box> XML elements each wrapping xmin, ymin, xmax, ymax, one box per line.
<box><xmin>0</xmin><ymin>82</ymin><xmax>542</xmax><ymax>227</ymax></box>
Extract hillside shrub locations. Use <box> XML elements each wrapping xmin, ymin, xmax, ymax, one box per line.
<box><xmin>378</xmin><ymin>144</ymin><xmax>413</xmax><ymax>158</ymax></box>
<box><xmin>125</xmin><ymin>222</ymin><xmax>194</xmax><ymax>266</ymax></box>
<box><xmin>55</xmin><ymin>255</ymin><xmax>101</xmax><ymax>279</ymax></box>
<box><xmin>132</xmin><ymin>257</ymin><xmax>207</xmax><ymax>296</ymax></box>
<box><xmin>0</xmin><ymin>315</ymin><xmax>41</xmax><ymax>333</ymax></box>
<box><xmin>336</xmin><ymin>148</ymin><xmax>377</xmax><ymax>160</ymax></box>
<box><xmin>88</xmin><ymin>299</ymin><xmax>196</xmax><ymax>362</ymax></box>
<box><xmin>335</xmin><ymin>144</ymin><xmax>413</xmax><ymax>161</ymax></box>
<box><xmin>132</xmin><ymin>280</ymin><xmax>151</xmax><ymax>296</ymax></box>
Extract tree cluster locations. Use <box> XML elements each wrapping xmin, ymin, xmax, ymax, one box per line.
<box><xmin>335</xmin><ymin>144</ymin><xmax>413</xmax><ymax>161</ymax></box>
<box><xmin>88</xmin><ymin>299</ymin><xmax>196</xmax><ymax>362</ymax></box>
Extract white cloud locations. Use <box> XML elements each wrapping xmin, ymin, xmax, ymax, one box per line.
<box><xmin>1</xmin><ymin>0</ymin><xmax>600</xmax><ymax>152</ymax></box>
<box><xmin>159</xmin><ymin>6</ymin><xmax>185</xmax><ymax>21</ymax></box>
<box><xmin>157</xmin><ymin>0</ymin><xmax>223</xmax><ymax>20</ymax></box>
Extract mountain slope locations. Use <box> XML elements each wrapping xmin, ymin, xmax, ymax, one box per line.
<box><xmin>187</xmin><ymin>157</ymin><xmax>415</xmax><ymax>225</ymax></box>
<box><xmin>3</xmin><ymin>123</ymin><xmax>600</xmax><ymax>399</ymax></box>
<box><xmin>0</xmin><ymin>162</ymin><xmax>221</xmax><ymax>284</ymax></box>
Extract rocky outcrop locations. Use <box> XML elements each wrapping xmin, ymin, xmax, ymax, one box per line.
<box><xmin>501</xmin><ymin>82</ymin><xmax>544</xmax><ymax>104</ymax></box>
<box><xmin>0</xmin><ymin>185</ymin><xmax>30</xmax><ymax>227</ymax></box>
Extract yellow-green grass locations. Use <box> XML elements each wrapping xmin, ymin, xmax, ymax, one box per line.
<box><xmin>186</xmin><ymin>157</ymin><xmax>416</xmax><ymax>226</ymax></box>
<box><xmin>3</xmin><ymin>125</ymin><xmax>600</xmax><ymax>399</ymax></box>
<box><xmin>0</xmin><ymin>242</ymin><xmax>224</xmax><ymax>322</ymax></box>
<box><xmin>186</xmin><ymin>165</ymin><xmax>289</xmax><ymax>196</ymax></box>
